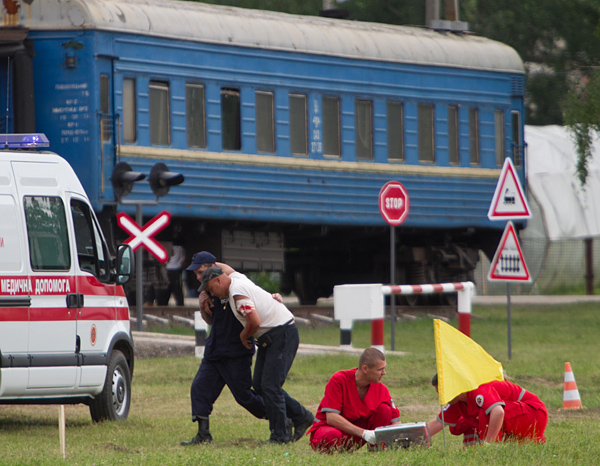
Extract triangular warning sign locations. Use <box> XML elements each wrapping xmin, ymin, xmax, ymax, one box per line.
<box><xmin>488</xmin><ymin>221</ymin><xmax>531</xmax><ymax>282</ymax></box>
<box><xmin>488</xmin><ymin>158</ymin><xmax>531</xmax><ymax>220</ymax></box>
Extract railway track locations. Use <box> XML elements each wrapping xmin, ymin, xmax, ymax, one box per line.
<box><xmin>139</xmin><ymin>303</ymin><xmax>458</xmax><ymax>322</ymax></box>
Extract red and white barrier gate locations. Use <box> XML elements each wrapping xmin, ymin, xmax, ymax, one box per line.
<box><xmin>333</xmin><ymin>282</ymin><xmax>474</xmax><ymax>352</ymax></box>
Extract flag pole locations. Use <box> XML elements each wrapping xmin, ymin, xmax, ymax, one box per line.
<box><xmin>441</xmin><ymin>405</ymin><xmax>447</xmax><ymax>450</ymax></box>
<box><xmin>507</xmin><ymin>282</ymin><xmax>512</xmax><ymax>360</ymax></box>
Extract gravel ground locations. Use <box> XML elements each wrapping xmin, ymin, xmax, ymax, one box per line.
<box><xmin>133</xmin><ymin>332</ymin><xmax>195</xmax><ymax>360</ymax></box>
<box><xmin>132</xmin><ymin>331</ymin><xmax>406</xmax><ymax>360</ymax></box>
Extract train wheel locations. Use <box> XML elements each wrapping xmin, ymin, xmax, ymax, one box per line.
<box><xmin>439</xmin><ymin>292</ymin><xmax>458</xmax><ymax>307</ymax></box>
<box><xmin>400</xmin><ymin>294</ymin><xmax>420</xmax><ymax>307</ymax></box>
<box><xmin>294</xmin><ymin>270</ymin><xmax>318</xmax><ymax>305</ymax></box>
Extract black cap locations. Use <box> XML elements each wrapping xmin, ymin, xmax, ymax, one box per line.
<box><xmin>199</xmin><ymin>266</ymin><xmax>224</xmax><ymax>292</ymax></box>
<box><xmin>186</xmin><ymin>251</ymin><xmax>217</xmax><ymax>271</ymax></box>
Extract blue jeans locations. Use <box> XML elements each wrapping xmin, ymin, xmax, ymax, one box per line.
<box><xmin>253</xmin><ymin>324</ymin><xmax>309</xmax><ymax>442</ymax></box>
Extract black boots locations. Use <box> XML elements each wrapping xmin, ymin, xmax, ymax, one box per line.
<box><xmin>292</xmin><ymin>412</ymin><xmax>315</xmax><ymax>442</ymax></box>
<box><xmin>181</xmin><ymin>417</ymin><xmax>213</xmax><ymax>446</ymax></box>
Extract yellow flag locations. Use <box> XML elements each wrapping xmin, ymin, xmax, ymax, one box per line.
<box><xmin>434</xmin><ymin>319</ymin><xmax>504</xmax><ymax>404</ymax></box>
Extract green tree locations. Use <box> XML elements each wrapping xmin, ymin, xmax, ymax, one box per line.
<box><xmin>564</xmin><ymin>71</ymin><xmax>600</xmax><ymax>186</ymax></box>
<box><xmin>469</xmin><ymin>0</ymin><xmax>600</xmax><ymax>127</ymax></box>
<box><xmin>187</xmin><ymin>0</ymin><xmax>600</xmax><ymax>129</ymax></box>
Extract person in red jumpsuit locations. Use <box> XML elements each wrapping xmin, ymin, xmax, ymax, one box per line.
<box><xmin>426</xmin><ymin>374</ymin><xmax>548</xmax><ymax>445</ymax></box>
<box><xmin>307</xmin><ymin>347</ymin><xmax>401</xmax><ymax>453</ymax></box>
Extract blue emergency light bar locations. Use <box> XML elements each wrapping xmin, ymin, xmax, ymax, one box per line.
<box><xmin>0</xmin><ymin>133</ymin><xmax>50</xmax><ymax>149</ymax></box>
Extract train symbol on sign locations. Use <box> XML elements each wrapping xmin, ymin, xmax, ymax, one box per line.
<box><xmin>503</xmin><ymin>188</ymin><xmax>515</xmax><ymax>205</ymax></box>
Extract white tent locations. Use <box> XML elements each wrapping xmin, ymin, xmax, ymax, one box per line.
<box><xmin>524</xmin><ymin>125</ymin><xmax>600</xmax><ymax>241</ymax></box>
<box><xmin>477</xmin><ymin>125</ymin><xmax>600</xmax><ymax>295</ymax></box>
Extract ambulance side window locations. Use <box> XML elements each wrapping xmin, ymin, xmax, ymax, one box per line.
<box><xmin>71</xmin><ymin>200</ymin><xmax>110</xmax><ymax>282</ymax></box>
<box><xmin>24</xmin><ymin>196</ymin><xmax>71</xmax><ymax>271</ymax></box>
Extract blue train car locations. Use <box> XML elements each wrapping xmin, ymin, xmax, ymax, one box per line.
<box><xmin>2</xmin><ymin>0</ymin><xmax>525</xmax><ymax>303</ymax></box>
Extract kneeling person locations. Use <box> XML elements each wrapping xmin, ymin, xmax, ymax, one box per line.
<box><xmin>307</xmin><ymin>348</ymin><xmax>401</xmax><ymax>453</ymax></box>
<box><xmin>427</xmin><ymin>374</ymin><xmax>548</xmax><ymax>444</ymax></box>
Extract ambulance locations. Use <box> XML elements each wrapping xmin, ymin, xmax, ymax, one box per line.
<box><xmin>0</xmin><ymin>134</ymin><xmax>134</xmax><ymax>421</ymax></box>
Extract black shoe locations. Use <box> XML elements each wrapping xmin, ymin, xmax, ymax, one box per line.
<box><xmin>180</xmin><ymin>433</ymin><xmax>213</xmax><ymax>446</ymax></box>
<box><xmin>181</xmin><ymin>418</ymin><xmax>213</xmax><ymax>446</ymax></box>
<box><xmin>292</xmin><ymin>412</ymin><xmax>314</xmax><ymax>442</ymax></box>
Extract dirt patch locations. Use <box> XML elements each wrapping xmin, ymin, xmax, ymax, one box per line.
<box><xmin>98</xmin><ymin>442</ymin><xmax>140</xmax><ymax>454</ymax></box>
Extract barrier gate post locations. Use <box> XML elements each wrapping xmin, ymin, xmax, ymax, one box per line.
<box><xmin>334</xmin><ymin>281</ymin><xmax>474</xmax><ymax>351</ymax></box>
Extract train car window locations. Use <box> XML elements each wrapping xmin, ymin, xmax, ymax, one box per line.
<box><xmin>448</xmin><ymin>106</ymin><xmax>459</xmax><ymax>165</ymax></box>
<box><xmin>387</xmin><ymin>101</ymin><xmax>404</xmax><ymax>161</ymax></box>
<box><xmin>289</xmin><ymin>94</ymin><xmax>307</xmax><ymax>155</ymax></box>
<box><xmin>221</xmin><ymin>88</ymin><xmax>241</xmax><ymax>151</ymax></box>
<box><xmin>149</xmin><ymin>81</ymin><xmax>171</xmax><ymax>146</ymax></box>
<box><xmin>323</xmin><ymin>96</ymin><xmax>340</xmax><ymax>157</ymax></box>
<box><xmin>495</xmin><ymin>110</ymin><xmax>505</xmax><ymax>166</ymax></box>
<box><xmin>418</xmin><ymin>104</ymin><xmax>435</xmax><ymax>163</ymax></box>
<box><xmin>469</xmin><ymin>108</ymin><xmax>480</xmax><ymax>165</ymax></box>
<box><xmin>186</xmin><ymin>84</ymin><xmax>207</xmax><ymax>149</ymax></box>
<box><xmin>256</xmin><ymin>91</ymin><xmax>275</xmax><ymax>153</ymax></box>
<box><xmin>355</xmin><ymin>100</ymin><xmax>373</xmax><ymax>160</ymax></box>
<box><xmin>511</xmin><ymin>111</ymin><xmax>522</xmax><ymax>167</ymax></box>
<box><xmin>123</xmin><ymin>78</ymin><xmax>137</xmax><ymax>143</ymax></box>
<box><xmin>100</xmin><ymin>74</ymin><xmax>111</xmax><ymax>143</ymax></box>
<box><xmin>24</xmin><ymin>196</ymin><xmax>71</xmax><ymax>271</ymax></box>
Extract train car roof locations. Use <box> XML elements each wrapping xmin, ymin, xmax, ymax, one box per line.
<box><xmin>13</xmin><ymin>0</ymin><xmax>524</xmax><ymax>73</ymax></box>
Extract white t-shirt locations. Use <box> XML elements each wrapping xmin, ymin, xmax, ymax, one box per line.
<box><xmin>227</xmin><ymin>272</ymin><xmax>294</xmax><ymax>337</ymax></box>
<box><xmin>166</xmin><ymin>245</ymin><xmax>185</xmax><ymax>271</ymax></box>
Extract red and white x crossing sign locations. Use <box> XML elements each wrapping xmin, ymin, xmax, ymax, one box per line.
<box><xmin>117</xmin><ymin>211</ymin><xmax>171</xmax><ymax>263</ymax></box>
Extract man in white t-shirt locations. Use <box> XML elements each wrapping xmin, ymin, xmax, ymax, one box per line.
<box><xmin>200</xmin><ymin>266</ymin><xmax>314</xmax><ymax>444</ymax></box>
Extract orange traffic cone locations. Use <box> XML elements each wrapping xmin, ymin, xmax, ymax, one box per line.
<box><xmin>561</xmin><ymin>362</ymin><xmax>583</xmax><ymax>410</ymax></box>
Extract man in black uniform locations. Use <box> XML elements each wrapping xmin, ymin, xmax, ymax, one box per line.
<box><xmin>181</xmin><ymin>251</ymin><xmax>266</xmax><ymax>445</ymax></box>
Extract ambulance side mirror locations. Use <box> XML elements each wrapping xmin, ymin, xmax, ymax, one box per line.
<box><xmin>114</xmin><ymin>243</ymin><xmax>133</xmax><ymax>285</ymax></box>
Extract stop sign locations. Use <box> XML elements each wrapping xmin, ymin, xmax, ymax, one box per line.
<box><xmin>379</xmin><ymin>181</ymin><xmax>409</xmax><ymax>226</ymax></box>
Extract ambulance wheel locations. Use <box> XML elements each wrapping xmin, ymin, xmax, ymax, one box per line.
<box><xmin>89</xmin><ymin>350</ymin><xmax>131</xmax><ymax>422</ymax></box>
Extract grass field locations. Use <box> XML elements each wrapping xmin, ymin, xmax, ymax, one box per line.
<box><xmin>1</xmin><ymin>302</ymin><xmax>599</xmax><ymax>465</ymax></box>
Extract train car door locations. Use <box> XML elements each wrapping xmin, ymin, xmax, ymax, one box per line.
<box><xmin>0</xmin><ymin>31</ymin><xmax>36</xmax><ymax>133</ymax></box>
<box><xmin>98</xmin><ymin>62</ymin><xmax>116</xmax><ymax>202</ymax></box>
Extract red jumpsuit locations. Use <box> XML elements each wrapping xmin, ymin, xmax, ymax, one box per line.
<box><xmin>437</xmin><ymin>380</ymin><xmax>548</xmax><ymax>444</ymax></box>
<box><xmin>436</xmin><ymin>403</ymin><xmax>479</xmax><ymax>447</ymax></box>
<box><xmin>308</xmin><ymin>368</ymin><xmax>400</xmax><ymax>453</ymax></box>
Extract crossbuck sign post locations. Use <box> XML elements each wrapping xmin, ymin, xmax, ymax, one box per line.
<box><xmin>117</xmin><ymin>209</ymin><xmax>172</xmax><ymax>331</ymax></box>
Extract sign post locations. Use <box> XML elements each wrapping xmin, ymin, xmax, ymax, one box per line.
<box><xmin>487</xmin><ymin>158</ymin><xmax>531</xmax><ymax>360</ymax></box>
<box><xmin>117</xmin><ymin>210</ymin><xmax>171</xmax><ymax>331</ymax></box>
<box><xmin>378</xmin><ymin>181</ymin><xmax>409</xmax><ymax>351</ymax></box>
